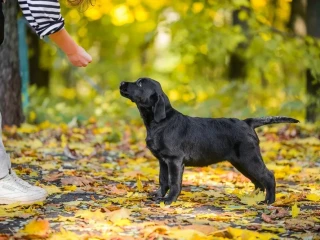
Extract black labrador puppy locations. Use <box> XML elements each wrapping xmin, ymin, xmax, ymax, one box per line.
<box><xmin>120</xmin><ymin>78</ymin><xmax>299</xmax><ymax>205</ymax></box>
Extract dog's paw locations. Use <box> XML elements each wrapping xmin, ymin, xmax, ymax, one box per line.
<box><xmin>156</xmin><ymin>197</ymin><xmax>176</xmax><ymax>205</ymax></box>
<box><xmin>148</xmin><ymin>189</ymin><xmax>163</xmax><ymax>200</ymax></box>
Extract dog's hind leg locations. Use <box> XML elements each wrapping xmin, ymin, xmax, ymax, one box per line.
<box><xmin>149</xmin><ymin>159</ymin><xmax>169</xmax><ymax>200</ymax></box>
<box><xmin>236</xmin><ymin>151</ymin><xmax>276</xmax><ymax>204</ymax></box>
<box><xmin>231</xmin><ymin>161</ymin><xmax>265</xmax><ymax>192</ymax></box>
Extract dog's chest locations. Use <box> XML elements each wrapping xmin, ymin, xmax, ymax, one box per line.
<box><xmin>146</xmin><ymin>137</ymin><xmax>160</xmax><ymax>153</ymax></box>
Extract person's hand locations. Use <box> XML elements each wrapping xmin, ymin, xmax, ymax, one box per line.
<box><xmin>66</xmin><ymin>46</ymin><xmax>92</xmax><ymax>67</ymax></box>
<box><xmin>49</xmin><ymin>29</ymin><xmax>92</xmax><ymax>67</ymax></box>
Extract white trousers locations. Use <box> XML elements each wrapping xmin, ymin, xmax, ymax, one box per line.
<box><xmin>0</xmin><ymin>112</ymin><xmax>10</xmax><ymax>179</ymax></box>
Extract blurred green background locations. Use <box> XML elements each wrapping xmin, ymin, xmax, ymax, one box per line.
<box><xmin>26</xmin><ymin>0</ymin><xmax>320</xmax><ymax>124</ymax></box>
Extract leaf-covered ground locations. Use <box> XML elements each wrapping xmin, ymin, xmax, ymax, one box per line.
<box><xmin>0</xmin><ymin>121</ymin><xmax>319</xmax><ymax>239</ymax></box>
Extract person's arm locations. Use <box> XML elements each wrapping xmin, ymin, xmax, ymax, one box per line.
<box><xmin>49</xmin><ymin>29</ymin><xmax>92</xmax><ymax>67</ymax></box>
<box><xmin>18</xmin><ymin>0</ymin><xmax>92</xmax><ymax>67</ymax></box>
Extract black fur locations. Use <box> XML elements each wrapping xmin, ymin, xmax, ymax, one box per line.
<box><xmin>120</xmin><ymin>78</ymin><xmax>299</xmax><ymax>205</ymax></box>
<box><xmin>0</xmin><ymin>3</ymin><xmax>4</xmax><ymax>46</ymax></box>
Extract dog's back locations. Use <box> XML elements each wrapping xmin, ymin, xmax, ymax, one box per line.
<box><xmin>151</xmin><ymin>113</ymin><xmax>257</xmax><ymax>167</ymax></box>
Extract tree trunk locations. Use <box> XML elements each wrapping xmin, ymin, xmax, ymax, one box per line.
<box><xmin>28</xmin><ymin>29</ymin><xmax>50</xmax><ymax>88</ymax></box>
<box><xmin>287</xmin><ymin>0</ymin><xmax>306</xmax><ymax>35</ymax></box>
<box><xmin>0</xmin><ymin>2</ymin><xmax>24</xmax><ymax>127</ymax></box>
<box><xmin>229</xmin><ymin>7</ymin><xmax>250</xmax><ymax>81</ymax></box>
<box><xmin>306</xmin><ymin>0</ymin><xmax>320</xmax><ymax>122</ymax></box>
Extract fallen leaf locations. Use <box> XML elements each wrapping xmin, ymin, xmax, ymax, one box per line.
<box><xmin>43</xmin><ymin>185</ymin><xmax>62</xmax><ymax>195</ymax></box>
<box><xmin>137</xmin><ymin>176</ymin><xmax>143</xmax><ymax>192</ymax></box>
<box><xmin>291</xmin><ymin>203</ymin><xmax>300</xmax><ymax>218</ymax></box>
<box><xmin>285</xmin><ymin>219</ymin><xmax>318</xmax><ymax>231</ymax></box>
<box><xmin>63</xmin><ymin>145</ymin><xmax>79</xmax><ymax>159</ymax></box>
<box><xmin>20</xmin><ymin>219</ymin><xmax>50</xmax><ymax>237</ymax></box>
<box><xmin>61</xmin><ymin>176</ymin><xmax>93</xmax><ymax>186</ymax></box>
<box><xmin>43</xmin><ymin>172</ymin><xmax>64</xmax><ymax>182</ymax></box>
<box><xmin>75</xmin><ymin>209</ymin><xmax>106</xmax><ymax>221</ymax></box>
<box><xmin>168</xmin><ymin>228</ymin><xmax>208</xmax><ymax>240</ymax></box>
<box><xmin>49</xmin><ymin>228</ymin><xmax>81</xmax><ymax>240</ymax></box>
<box><xmin>227</xmin><ymin>227</ymin><xmax>278</xmax><ymax>240</ymax></box>
<box><xmin>306</xmin><ymin>193</ymin><xmax>320</xmax><ymax>202</ymax></box>
<box><xmin>261</xmin><ymin>213</ymin><xmax>274</xmax><ymax>223</ymax></box>
<box><xmin>107</xmin><ymin>208</ymin><xmax>131</xmax><ymax>223</ymax></box>
<box><xmin>240</xmin><ymin>190</ymin><xmax>265</xmax><ymax>206</ymax></box>
<box><xmin>181</xmin><ymin>224</ymin><xmax>217</xmax><ymax>235</ymax></box>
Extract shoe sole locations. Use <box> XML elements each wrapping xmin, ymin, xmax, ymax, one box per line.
<box><xmin>0</xmin><ymin>196</ymin><xmax>47</xmax><ymax>205</ymax></box>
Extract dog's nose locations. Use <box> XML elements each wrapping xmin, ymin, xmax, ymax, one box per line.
<box><xmin>120</xmin><ymin>81</ymin><xmax>128</xmax><ymax>91</ymax></box>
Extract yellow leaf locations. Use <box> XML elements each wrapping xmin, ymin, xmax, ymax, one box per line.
<box><xmin>168</xmin><ymin>229</ymin><xmax>208</xmax><ymax>240</ymax></box>
<box><xmin>107</xmin><ymin>208</ymin><xmax>131</xmax><ymax>223</ymax></box>
<box><xmin>0</xmin><ymin>208</ymin><xmax>16</xmax><ymax>218</ymax></box>
<box><xmin>75</xmin><ymin>209</ymin><xmax>106</xmax><ymax>221</ymax></box>
<box><xmin>113</xmin><ymin>218</ymin><xmax>131</xmax><ymax>227</ymax></box>
<box><xmin>110</xmin><ymin>197</ymin><xmax>127</xmax><ymax>204</ymax></box>
<box><xmin>291</xmin><ymin>203</ymin><xmax>300</xmax><ymax>218</ymax></box>
<box><xmin>20</xmin><ymin>219</ymin><xmax>50</xmax><ymax>237</ymax></box>
<box><xmin>306</xmin><ymin>193</ymin><xmax>320</xmax><ymax>202</ymax></box>
<box><xmin>63</xmin><ymin>185</ymin><xmax>77</xmax><ymax>192</ymax></box>
<box><xmin>63</xmin><ymin>201</ymin><xmax>82</xmax><ymax>206</ymax></box>
<box><xmin>227</xmin><ymin>227</ymin><xmax>278</xmax><ymax>240</ymax></box>
<box><xmin>240</xmin><ymin>190</ymin><xmax>265</xmax><ymax>206</ymax></box>
<box><xmin>29</xmin><ymin>139</ymin><xmax>43</xmax><ymax>149</ymax></box>
<box><xmin>204</xmin><ymin>190</ymin><xmax>224</xmax><ymax>198</ymax></box>
<box><xmin>0</xmin><ymin>203</ymin><xmax>21</xmax><ymax>210</ymax></box>
<box><xmin>160</xmin><ymin>201</ymin><xmax>166</xmax><ymax>208</ymax></box>
<box><xmin>83</xmin><ymin>147</ymin><xmax>95</xmax><ymax>156</ymax></box>
<box><xmin>12</xmin><ymin>157</ymin><xmax>36</xmax><ymax>164</ymax></box>
<box><xmin>261</xmin><ymin>225</ymin><xmax>286</xmax><ymax>233</ymax></box>
<box><xmin>43</xmin><ymin>185</ymin><xmax>62</xmax><ymax>195</ymax></box>
<box><xmin>137</xmin><ymin>177</ymin><xmax>143</xmax><ymax>192</ymax></box>
<box><xmin>29</xmin><ymin>171</ymin><xmax>38</xmax><ymax>177</ymax></box>
<box><xmin>143</xmin><ymin>225</ymin><xmax>169</xmax><ymax>238</ymax></box>
<box><xmin>49</xmin><ymin>228</ymin><xmax>80</xmax><ymax>240</ymax></box>
<box><xmin>18</xmin><ymin>123</ymin><xmax>38</xmax><ymax>133</ymax></box>
<box><xmin>42</xmin><ymin>163</ymin><xmax>57</xmax><ymax>170</ymax></box>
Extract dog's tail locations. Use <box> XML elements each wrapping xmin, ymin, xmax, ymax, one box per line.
<box><xmin>244</xmin><ymin>116</ymin><xmax>299</xmax><ymax>129</ymax></box>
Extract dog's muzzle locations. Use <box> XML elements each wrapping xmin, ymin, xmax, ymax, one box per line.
<box><xmin>120</xmin><ymin>81</ymin><xmax>131</xmax><ymax>99</ymax></box>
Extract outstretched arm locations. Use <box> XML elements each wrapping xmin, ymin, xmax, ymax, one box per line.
<box><xmin>18</xmin><ymin>0</ymin><xmax>92</xmax><ymax>67</ymax></box>
<box><xmin>49</xmin><ymin>29</ymin><xmax>92</xmax><ymax>67</ymax></box>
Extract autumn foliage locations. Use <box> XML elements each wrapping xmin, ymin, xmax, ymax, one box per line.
<box><xmin>0</xmin><ymin>121</ymin><xmax>319</xmax><ymax>239</ymax></box>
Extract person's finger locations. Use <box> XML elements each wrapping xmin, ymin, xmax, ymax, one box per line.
<box><xmin>81</xmin><ymin>60</ymin><xmax>88</xmax><ymax>67</ymax></box>
<box><xmin>84</xmin><ymin>58</ymin><xmax>91</xmax><ymax>65</ymax></box>
<box><xmin>75</xmin><ymin>62</ymin><xmax>82</xmax><ymax>67</ymax></box>
<box><xmin>85</xmin><ymin>53</ymin><xmax>92</xmax><ymax>62</ymax></box>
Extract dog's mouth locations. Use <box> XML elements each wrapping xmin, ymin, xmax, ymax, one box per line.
<box><xmin>120</xmin><ymin>89</ymin><xmax>135</xmax><ymax>102</ymax></box>
<box><xmin>120</xmin><ymin>89</ymin><xmax>127</xmax><ymax>95</ymax></box>
<box><xmin>120</xmin><ymin>89</ymin><xmax>129</xmax><ymax>97</ymax></box>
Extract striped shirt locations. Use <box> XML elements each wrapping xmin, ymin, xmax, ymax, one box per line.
<box><xmin>18</xmin><ymin>0</ymin><xmax>64</xmax><ymax>38</ymax></box>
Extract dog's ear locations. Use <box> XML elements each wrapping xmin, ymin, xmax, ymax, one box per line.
<box><xmin>153</xmin><ymin>94</ymin><xmax>166</xmax><ymax>123</ymax></box>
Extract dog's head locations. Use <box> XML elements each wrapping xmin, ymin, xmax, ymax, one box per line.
<box><xmin>120</xmin><ymin>78</ymin><xmax>170</xmax><ymax>123</ymax></box>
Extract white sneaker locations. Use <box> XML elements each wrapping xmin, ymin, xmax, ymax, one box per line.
<box><xmin>5</xmin><ymin>153</ymin><xmax>47</xmax><ymax>196</ymax></box>
<box><xmin>0</xmin><ymin>174</ymin><xmax>47</xmax><ymax>205</ymax></box>
<box><xmin>10</xmin><ymin>171</ymin><xmax>48</xmax><ymax>196</ymax></box>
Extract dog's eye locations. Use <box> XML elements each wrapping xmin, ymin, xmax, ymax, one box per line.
<box><xmin>137</xmin><ymin>80</ymin><xmax>143</xmax><ymax>87</ymax></box>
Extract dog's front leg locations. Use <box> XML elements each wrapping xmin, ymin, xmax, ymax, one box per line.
<box><xmin>149</xmin><ymin>159</ymin><xmax>169</xmax><ymax>200</ymax></box>
<box><xmin>160</xmin><ymin>159</ymin><xmax>184</xmax><ymax>205</ymax></box>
